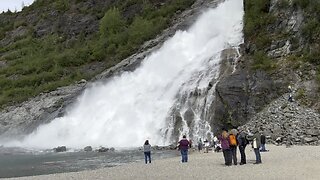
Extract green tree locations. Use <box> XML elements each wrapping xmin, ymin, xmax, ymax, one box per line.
<box><xmin>128</xmin><ymin>16</ymin><xmax>153</xmax><ymax>45</ymax></box>
<box><xmin>99</xmin><ymin>8</ymin><xmax>125</xmax><ymax>37</ymax></box>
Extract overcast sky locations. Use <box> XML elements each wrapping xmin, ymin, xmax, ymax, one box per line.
<box><xmin>0</xmin><ymin>0</ymin><xmax>35</xmax><ymax>13</ymax></box>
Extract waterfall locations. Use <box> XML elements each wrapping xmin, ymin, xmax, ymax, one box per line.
<box><xmin>5</xmin><ymin>0</ymin><xmax>243</xmax><ymax>149</ymax></box>
<box><xmin>162</xmin><ymin>54</ymin><xmax>222</xmax><ymax>144</ymax></box>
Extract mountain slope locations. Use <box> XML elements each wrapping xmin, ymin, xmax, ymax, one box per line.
<box><xmin>0</xmin><ymin>0</ymin><xmax>195</xmax><ymax>108</ymax></box>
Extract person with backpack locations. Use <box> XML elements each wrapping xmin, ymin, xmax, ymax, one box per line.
<box><xmin>219</xmin><ymin>129</ymin><xmax>232</xmax><ymax>166</ymax></box>
<box><xmin>143</xmin><ymin>140</ymin><xmax>152</xmax><ymax>164</ymax></box>
<box><xmin>237</xmin><ymin>128</ymin><xmax>248</xmax><ymax>165</ymax></box>
<box><xmin>178</xmin><ymin>135</ymin><xmax>190</xmax><ymax>163</ymax></box>
<box><xmin>229</xmin><ymin>129</ymin><xmax>238</xmax><ymax>165</ymax></box>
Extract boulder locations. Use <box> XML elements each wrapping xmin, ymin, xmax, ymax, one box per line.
<box><xmin>169</xmin><ymin>144</ymin><xmax>177</xmax><ymax>150</ymax></box>
<box><xmin>306</xmin><ymin>129</ymin><xmax>319</xmax><ymax>136</ymax></box>
<box><xmin>303</xmin><ymin>137</ymin><xmax>318</xmax><ymax>143</ymax></box>
<box><xmin>109</xmin><ymin>147</ymin><xmax>115</xmax><ymax>152</ymax></box>
<box><xmin>84</xmin><ymin>146</ymin><xmax>93</xmax><ymax>152</ymax></box>
<box><xmin>53</xmin><ymin>146</ymin><xmax>67</xmax><ymax>152</ymax></box>
<box><xmin>98</xmin><ymin>147</ymin><xmax>109</xmax><ymax>152</ymax></box>
<box><xmin>78</xmin><ymin>79</ymin><xmax>87</xmax><ymax>84</ymax></box>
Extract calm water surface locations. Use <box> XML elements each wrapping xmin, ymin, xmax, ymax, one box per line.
<box><xmin>0</xmin><ymin>147</ymin><xmax>178</xmax><ymax>178</ymax></box>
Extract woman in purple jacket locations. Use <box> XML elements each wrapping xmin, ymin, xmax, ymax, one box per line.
<box><xmin>178</xmin><ymin>135</ymin><xmax>190</xmax><ymax>163</ymax></box>
<box><xmin>219</xmin><ymin>129</ymin><xmax>232</xmax><ymax>166</ymax></box>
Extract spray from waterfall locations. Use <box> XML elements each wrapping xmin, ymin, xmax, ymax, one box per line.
<box><xmin>4</xmin><ymin>0</ymin><xmax>243</xmax><ymax>149</ymax></box>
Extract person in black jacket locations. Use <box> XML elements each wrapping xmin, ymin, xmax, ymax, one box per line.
<box><xmin>237</xmin><ymin>128</ymin><xmax>248</xmax><ymax>165</ymax></box>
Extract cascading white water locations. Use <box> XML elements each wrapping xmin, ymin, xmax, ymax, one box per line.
<box><xmin>5</xmin><ymin>0</ymin><xmax>243</xmax><ymax>149</ymax></box>
<box><xmin>163</xmin><ymin>53</ymin><xmax>225</xmax><ymax>144</ymax></box>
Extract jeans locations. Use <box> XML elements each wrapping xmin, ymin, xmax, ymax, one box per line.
<box><xmin>144</xmin><ymin>152</ymin><xmax>151</xmax><ymax>164</ymax></box>
<box><xmin>181</xmin><ymin>149</ymin><xmax>188</xmax><ymax>163</ymax></box>
<box><xmin>254</xmin><ymin>148</ymin><xmax>262</xmax><ymax>163</ymax></box>
<box><xmin>239</xmin><ymin>146</ymin><xmax>246</xmax><ymax>164</ymax></box>
<box><xmin>222</xmin><ymin>149</ymin><xmax>232</xmax><ymax>166</ymax></box>
<box><xmin>230</xmin><ymin>146</ymin><xmax>237</xmax><ymax>165</ymax></box>
<box><xmin>260</xmin><ymin>144</ymin><xmax>266</xmax><ymax>151</ymax></box>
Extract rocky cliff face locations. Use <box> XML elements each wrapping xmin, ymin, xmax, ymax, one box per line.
<box><xmin>210</xmin><ymin>0</ymin><xmax>320</xmax><ymax>135</ymax></box>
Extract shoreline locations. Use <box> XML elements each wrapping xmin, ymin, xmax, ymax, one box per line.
<box><xmin>7</xmin><ymin>145</ymin><xmax>320</xmax><ymax>180</ymax></box>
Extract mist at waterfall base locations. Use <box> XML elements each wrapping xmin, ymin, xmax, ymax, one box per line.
<box><xmin>4</xmin><ymin>0</ymin><xmax>243</xmax><ymax>149</ymax></box>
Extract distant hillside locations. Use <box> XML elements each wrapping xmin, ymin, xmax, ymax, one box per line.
<box><xmin>0</xmin><ymin>0</ymin><xmax>195</xmax><ymax>108</ymax></box>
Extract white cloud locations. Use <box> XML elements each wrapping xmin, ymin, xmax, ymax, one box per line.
<box><xmin>0</xmin><ymin>0</ymin><xmax>35</xmax><ymax>13</ymax></box>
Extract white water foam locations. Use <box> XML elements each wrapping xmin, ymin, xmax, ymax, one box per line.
<box><xmin>5</xmin><ymin>0</ymin><xmax>243</xmax><ymax>149</ymax></box>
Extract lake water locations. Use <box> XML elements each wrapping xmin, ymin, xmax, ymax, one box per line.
<box><xmin>0</xmin><ymin>147</ymin><xmax>178</xmax><ymax>178</ymax></box>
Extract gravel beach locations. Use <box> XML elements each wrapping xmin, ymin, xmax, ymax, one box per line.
<box><xmin>7</xmin><ymin>145</ymin><xmax>320</xmax><ymax>180</ymax></box>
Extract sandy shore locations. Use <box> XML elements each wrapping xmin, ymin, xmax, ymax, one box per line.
<box><xmin>7</xmin><ymin>145</ymin><xmax>320</xmax><ymax>180</ymax></box>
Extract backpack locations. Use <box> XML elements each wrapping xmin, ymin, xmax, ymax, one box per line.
<box><xmin>229</xmin><ymin>134</ymin><xmax>237</xmax><ymax>146</ymax></box>
<box><xmin>238</xmin><ymin>133</ymin><xmax>248</xmax><ymax>146</ymax></box>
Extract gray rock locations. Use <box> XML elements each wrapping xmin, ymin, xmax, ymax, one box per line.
<box><xmin>98</xmin><ymin>147</ymin><xmax>109</xmax><ymax>152</ymax></box>
<box><xmin>78</xmin><ymin>79</ymin><xmax>87</xmax><ymax>84</ymax></box>
<box><xmin>306</xmin><ymin>129</ymin><xmax>319</xmax><ymax>136</ymax></box>
<box><xmin>84</xmin><ymin>146</ymin><xmax>93</xmax><ymax>152</ymax></box>
<box><xmin>303</xmin><ymin>137</ymin><xmax>318</xmax><ymax>143</ymax></box>
<box><xmin>54</xmin><ymin>146</ymin><xmax>67</xmax><ymax>152</ymax></box>
<box><xmin>0</xmin><ymin>61</ymin><xmax>7</xmax><ymax>69</ymax></box>
<box><xmin>0</xmin><ymin>84</ymin><xmax>86</xmax><ymax>139</ymax></box>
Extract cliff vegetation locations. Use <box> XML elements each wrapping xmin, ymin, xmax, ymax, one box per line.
<box><xmin>0</xmin><ymin>0</ymin><xmax>195</xmax><ymax>108</ymax></box>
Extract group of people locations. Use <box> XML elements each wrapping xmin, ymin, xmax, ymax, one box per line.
<box><xmin>142</xmin><ymin>128</ymin><xmax>267</xmax><ymax>165</ymax></box>
<box><xmin>219</xmin><ymin>128</ymin><xmax>264</xmax><ymax>166</ymax></box>
<box><xmin>197</xmin><ymin>138</ymin><xmax>211</xmax><ymax>153</ymax></box>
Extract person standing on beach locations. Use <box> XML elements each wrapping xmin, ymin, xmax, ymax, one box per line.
<box><xmin>143</xmin><ymin>140</ymin><xmax>152</xmax><ymax>164</ymax></box>
<box><xmin>204</xmin><ymin>139</ymin><xmax>210</xmax><ymax>153</ymax></box>
<box><xmin>260</xmin><ymin>133</ymin><xmax>268</xmax><ymax>152</ymax></box>
<box><xmin>178</xmin><ymin>135</ymin><xmax>190</xmax><ymax>163</ymax></box>
<box><xmin>198</xmin><ymin>138</ymin><xmax>203</xmax><ymax>152</ymax></box>
<box><xmin>219</xmin><ymin>129</ymin><xmax>232</xmax><ymax>166</ymax></box>
<box><xmin>229</xmin><ymin>129</ymin><xmax>238</xmax><ymax>165</ymax></box>
<box><xmin>237</xmin><ymin>128</ymin><xmax>248</xmax><ymax>165</ymax></box>
<box><xmin>252</xmin><ymin>129</ymin><xmax>262</xmax><ymax>164</ymax></box>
